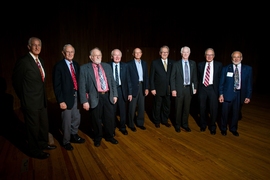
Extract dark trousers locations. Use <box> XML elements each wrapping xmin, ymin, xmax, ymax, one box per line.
<box><xmin>114</xmin><ymin>86</ymin><xmax>127</xmax><ymax>131</ymax></box>
<box><xmin>90</xmin><ymin>92</ymin><xmax>114</xmax><ymax>142</ymax></box>
<box><xmin>152</xmin><ymin>94</ymin><xmax>170</xmax><ymax>124</ymax></box>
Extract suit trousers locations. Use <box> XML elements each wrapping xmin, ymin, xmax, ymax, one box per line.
<box><xmin>128</xmin><ymin>83</ymin><xmax>145</xmax><ymax>127</ymax></box>
<box><xmin>61</xmin><ymin>92</ymin><xmax>81</xmax><ymax>145</ymax></box>
<box><xmin>114</xmin><ymin>86</ymin><xmax>127</xmax><ymax>131</ymax></box>
<box><xmin>90</xmin><ymin>92</ymin><xmax>114</xmax><ymax>142</ymax></box>
<box><xmin>152</xmin><ymin>94</ymin><xmax>170</xmax><ymax>124</ymax></box>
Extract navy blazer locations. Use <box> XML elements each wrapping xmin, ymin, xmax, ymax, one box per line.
<box><xmin>170</xmin><ymin>60</ymin><xmax>198</xmax><ymax>95</ymax></box>
<box><xmin>127</xmin><ymin>59</ymin><xmax>149</xmax><ymax>97</ymax></box>
<box><xmin>79</xmin><ymin>62</ymin><xmax>118</xmax><ymax>108</ymax></box>
<box><xmin>52</xmin><ymin>59</ymin><xmax>80</xmax><ymax>109</ymax></box>
<box><xmin>219</xmin><ymin>63</ymin><xmax>253</xmax><ymax>103</ymax></box>
<box><xmin>12</xmin><ymin>52</ymin><xmax>47</xmax><ymax>110</ymax></box>
<box><xmin>149</xmin><ymin>58</ymin><xmax>175</xmax><ymax>96</ymax></box>
<box><xmin>108</xmin><ymin>61</ymin><xmax>132</xmax><ymax>101</ymax></box>
<box><xmin>197</xmin><ymin>60</ymin><xmax>223</xmax><ymax>95</ymax></box>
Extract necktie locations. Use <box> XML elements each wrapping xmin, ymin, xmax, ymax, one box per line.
<box><xmin>204</xmin><ymin>62</ymin><xmax>210</xmax><ymax>87</ymax></box>
<box><xmin>35</xmin><ymin>59</ymin><xmax>44</xmax><ymax>82</ymax></box>
<box><xmin>70</xmin><ymin>63</ymin><xmax>78</xmax><ymax>90</ymax></box>
<box><xmin>98</xmin><ymin>64</ymin><xmax>106</xmax><ymax>90</ymax></box>
<box><xmin>115</xmin><ymin>64</ymin><xmax>119</xmax><ymax>86</ymax></box>
<box><xmin>184</xmin><ymin>61</ymin><xmax>189</xmax><ymax>84</ymax></box>
<box><xmin>163</xmin><ymin>60</ymin><xmax>167</xmax><ymax>72</ymax></box>
<box><xmin>234</xmin><ymin>64</ymin><xmax>239</xmax><ymax>89</ymax></box>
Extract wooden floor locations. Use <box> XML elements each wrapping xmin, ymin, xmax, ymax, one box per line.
<box><xmin>1</xmin><ymin>92</ymin><xmax>270</xmax><ymax>180</ymax></box>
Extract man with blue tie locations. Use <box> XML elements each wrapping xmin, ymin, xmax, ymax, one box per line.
<box><xmin>108</xmin><ymin>49</ymin><xmax>132</xmax><ymax>135</ymax></box>
<box><xmin>219</xmin><ymin>51</ymin><xmax>253</xmax><ymax>136</ymax></box>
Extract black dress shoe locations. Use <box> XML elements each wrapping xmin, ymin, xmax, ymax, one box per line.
<box><xmin>71</xmin><ymin>134</ymin><xmax>85</xmax><ymax>143</ymax></box>
<box><xmin>138</xmin><ymin>126</ymin><xmax>146</xmax><ymax>130</ymax></box>
<box><xmin>130</xmin><ymin>127</ymin><xmax>137</xmax><ymax>132</ymax></box>
<box><xmin>63</xmin><ymin>143</ymin><xmax>74</xmax><ymax>150</ymax></box>
<box><xmin>161</xmin><ymin>123</ymin><xmax>171</xmax><ymax>127</ymax></box>
<box><xmin>105</xmin><ymin>138</ymin><xmax>118</xmax><ymax>144</ymax></box>
<box><xmin>33</xmin><ymin>152</ymin><xmax>50</xmax><ymax>159</ymax></box>
<box><xmin>221</xmin><ymin>131</ymin><xmax>227</xmax><ymax>136</ymax></box>
<box><xmin>182</xmin><ymin>127</ymin><xmax>191</xmax><ymax>132</ymax></box>
<box><xmin>175</xmin><ymin>128</ymin><xmax>181</xmax><ymax>133</ymax></box>
<box><xmin>231</xmin><ymin>131</ymin><xmax>239</xmax><ymax>136</ymax></box>
<box><xmin>120</xmin><ymin>129</ymin><xmax>128</xmax><ymax>135</ymax></box>
<box><xmin>200</xmin><ymin>127</ymin><xmax>206</xmax><ymax>132</ymax></box>
<box><xmin>155</xmin><ymin>124</ymin><xmax>160</xmax><ymax>128</ymax></box>
<box><xmin>210</xmin><ymin>130</ymin><xmax>216</xmax><ymax>135</ymax></box>
<box><xmin>44</xmin><ymin>145</ymin><xmax>57</xmax><ymax>150</ymax></box>
<box><xmin>94</xmin><ymin>141</ymin><xmax>101</xmax><ymax>147</ymax></box>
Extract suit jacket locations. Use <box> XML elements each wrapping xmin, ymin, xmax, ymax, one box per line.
<box><xmin>219</xmin><ymin>63</ymin><xmax>253</xmax><ymax>103</ymax></box>
<box><xmin>108</xmin><ymin>61</ymin><xmax>132</xmax><ymax>101</ymax></box>
<box><xmin>12</xmin><ymin>52</ymin><xmax>47</xmax><ymax>110</ymax></box>
<box><xmin>170</xmin><ymin>60</ymin><xmax>198</xmax><ymax>95</ymax></box>
<box><xmin>79</xmin><ymin>62</ymin><xmax>118</xmax><ymax>108</ymax></box>
<box><xmin>52</xmin><ymin>59</ymin><xmax>80</xmax><ymax>109</ymax></box>
<box><xmin>127</xmin><ymin>59</ymin><xmax>149</xmax><ymax>97</ymax></box>
<box><xmin>197</xmin><ymin>60</ymin><xmax>222</xmax><ymax>95</ymax></box>
<box><xmin>149</xmin><ymin>58</ymin><xmax>175</xmax><ymax>96</ymax></box>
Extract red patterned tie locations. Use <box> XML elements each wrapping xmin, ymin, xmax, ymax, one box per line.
<box><xmin>70</xmin><ymin>63</ymin><xmax>78</xmax><ymax>90</ymax></box>
<box><xmin>204</xmin><ymin>62</ymin><xmax>210</xmax><ymax>87</ymax></box>
<box><xmin>35</xmin><ymin>59</ymin><xmax>44</xmax><ymax>82</ymax></box>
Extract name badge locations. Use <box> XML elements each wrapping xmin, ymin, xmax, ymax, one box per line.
<box><xmin>227</xmin><ymin>72</ymin><xmax>233</xmax><ymax>77</ymax></box>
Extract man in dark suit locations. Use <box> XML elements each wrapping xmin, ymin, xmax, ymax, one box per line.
<box><xmin>12</xmin><ymin>37</ymin><xmax>56</xmax><ymax>159</ymax></box>
<box><xmin>170</xmin><ymin>46</ymin><xmax>198</xmax><ymax>133</ymax></box>
<box><xmin>108</xmin><ymin>49</ymin><xmax>132</xmax><ymax>135</ymax></box>
<box><xmin>127</xmin><ymin>48</ymin><xmax>149</xmax><ymax>131</ymax></box>
<box><xmin>197</xmin><ymin>48</ymin><xmax>223</xmax><ymax>135</ymax></box>
<box><xmin>79</xmin><ymin>47</ymin><xmax>118</xmax><ymax>147</ymax></box>
<box><xmin>149</xmin><ymin>45</ymin><xmax>175</xmax><ymax>128</ymax></box>
<box><xmin>52</xmin><ymin>44</ymin><xmax>85</xmax><ymax>151</ymax></box>
<box><xmin>219</xmin><ymin>51</ymin><xmax>252</xmax><ymax>136</ymax></box>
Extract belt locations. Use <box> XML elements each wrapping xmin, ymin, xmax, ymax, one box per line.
<box><xmin>183</xmin><ymin>85</ymin><xmax>190</xmax><ymax>87</ymax></box>
<box><xmin>99</xmin><ymin>91</ymin><xmax>108</xmax><ymax>94</ymax></box>
<box><xmin>139</xmin><ymin>81</ymin><xmax>143</xmax><ymax>84</ymax></box>
<box><xmin>234</xmin><ymin>89</ymin><xmax>241</xmax><ymax>92</ymax></box>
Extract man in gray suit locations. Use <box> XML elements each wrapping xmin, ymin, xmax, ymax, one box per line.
<box><xmin>79</xmin><ymin>47</ymin><xmax>118</xmax><ymax>147</ymax></box>
<box><xmin>170</xmin><ymin>46</ymin><xmax>198</xmax><ymax>133</ymax></box>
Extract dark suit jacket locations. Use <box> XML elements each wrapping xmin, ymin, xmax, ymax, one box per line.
<box><xmin>108</xmin><ymin>61</ymin><xmax>132</xmax><ymax>101</ymax></box>
<box><xmin>12</xmin><ymin>52</ymin><xmax>47</xmax><ymax>110</ymax></box>
<box><xmin>79</xmin><ymin>62</ymin><xmax>118</xmax><ymax>108</ymax></box>
<box><xmin>170</xmin><ymin>60</ymin><xmax>198</xmax><ymax>95</ymax></box>
<box><xmin>52</xmin><ymin>59</ymin><xmax>80</xmax><ymax>109</ymax></box>
<box><xmin>197</xmin><ymin>60</ymin><xmax>222</xmax><ymax>95</ymax></box>
<box><xmin>219</xmin><ymin>64</ymin><xmax>253</xmax><ymax>103</ymax></box>
<box><xmin>149</xmin><ymin>58</ymin><xmax>175</xmax><ymax>96</ymax></box>
<box><xmin>127</xmin><ymin>59</ymin><xmax>149</xmax><ymax>97</ymax></box>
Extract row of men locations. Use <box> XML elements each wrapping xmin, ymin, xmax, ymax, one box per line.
<box><xmin>12</xmin><ymin>37</ymin><xmax>252</xmax><ymax>159</ymax></box>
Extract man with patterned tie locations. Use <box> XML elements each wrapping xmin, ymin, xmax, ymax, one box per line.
<box><xmin>197</xmin><ymin>48</ymin><xmax>222</xmax><ymax>135</ymax></box>
<box><xmin>170</xmin><ymin>46</ymin><xmax>198</xmax><ymax>133</ymax></box>
<box><xmin>219</xmin><ymin>51</ymin><xmax>253</xmax><ymax>136</ymax></box>
<box><xmin>12</xmin><ymin>37</ymin><xmax>56</xmax><ymax>159</ymax></box>
<box><xmin>108</xmin><ymin>49</ymin><xmax>132</xmax><ymax>135</ymax></box>
<box><xmin>79</xmin><ymin>47</ymin><xmax>118</xmax><ymax>147</ymax></box>
<box><xmin>52</xmin><ymin>44</ymin><xmax>85</xmax><ymax>151</ymax></box>
<box><xmin>149</xmin><ymin>45</ymin><xmax>175</xmax><ymax>128</ymax></box>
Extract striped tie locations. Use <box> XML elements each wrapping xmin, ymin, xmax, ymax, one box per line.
<box><xmin>204</xmin><ymin>62</ymin><xmax>210</xmax><ymax>87</ymax></box>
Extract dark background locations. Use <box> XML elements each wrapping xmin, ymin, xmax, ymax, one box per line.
<box><xmin>0</xmin><ymin>2</ymin><xmax>267</xmax><ymax>110</ymax></box>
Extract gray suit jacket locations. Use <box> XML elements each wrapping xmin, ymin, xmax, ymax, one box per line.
<box><xmin>79</xmin><ymin>62</ymin><xmax>118</xmax><ymax>108</ymax></box>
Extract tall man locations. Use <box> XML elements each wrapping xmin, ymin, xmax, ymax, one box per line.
<box><xmin>197</xmin><ymin>48</ymin><xmax>222</xmax><ymax>135</ymax></box>
<box><xmin>170</xmin><ymin>46</ymin><xmax>198</xmax><ymax>133</ymax></box>
<box><xmin>12</xmin><ymin>37</ymin><xmax>56</xmax><ymax>159</ymax></box>
<box><xmin>79</xmin><ymin>47</ymin><xmax>118</xmax><ymax>147</ymax></box>
<box><xmin>108</xmin><ymin>49</ymin><xmax>132</xmax><ymax>135</ymax></box>
<box><xmin>219</xmin><ymin>51</ymin><xmax>252</xmax><ymax>136</ymax></box>
<box><xmin>149</xmin><ymin>45</ymin><xmax>175</xmax><ymax>128</ymax></box>
<box><xmin>127</xmin><ymin>48</ymin><xmax>149</xmax><ymax>131</ymax></box>
<box><xmin>53</xmin><ymin>44</ymin><xmax>85</xmax><ymax>151</ymax></box>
